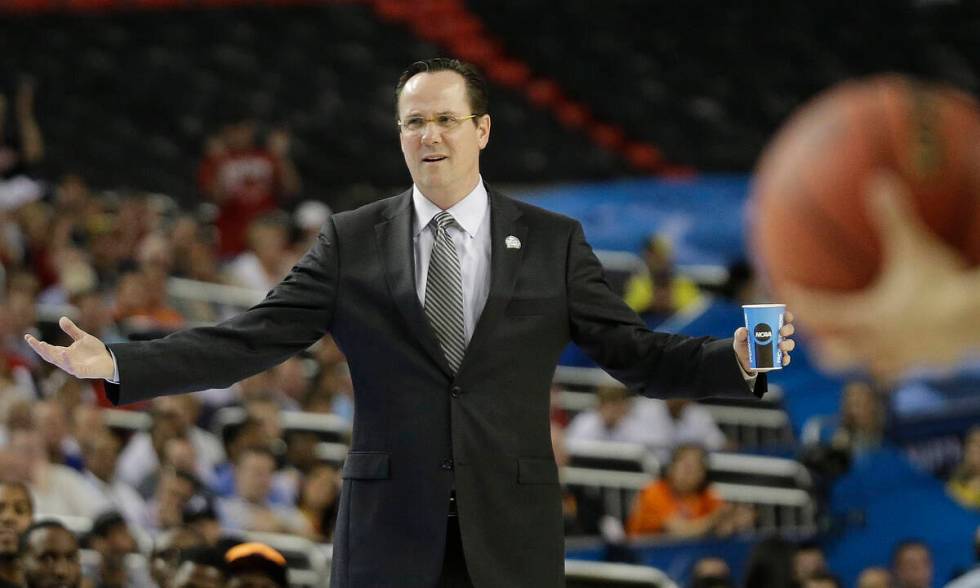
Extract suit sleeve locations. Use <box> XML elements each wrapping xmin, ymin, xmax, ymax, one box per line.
<box><xmin>565</xmin><ymin>221</ymin><xmax>765</xmax><ymax>399</ymax></box>
<box><xmin>105</xmin><ymin>220</ymin><xmax>341</xmax><ymax>405</ymax></box>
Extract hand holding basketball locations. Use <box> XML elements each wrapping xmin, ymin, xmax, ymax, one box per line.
<box><xmin>784</xmin><ymin>172</ymin><xmax>974</xmax><ymax>381</ymax></box>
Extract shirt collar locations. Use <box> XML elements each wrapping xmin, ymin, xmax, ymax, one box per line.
<box><xmin>412</xmin><ymin>176</ymin><xmax>489</xmax><ymax>239</ymax></box>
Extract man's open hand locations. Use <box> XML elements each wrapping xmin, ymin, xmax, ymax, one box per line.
<box><xmin>24</xmin><ymin>317</ymin><xmax>114</xmax><ymax>380</ymax></box>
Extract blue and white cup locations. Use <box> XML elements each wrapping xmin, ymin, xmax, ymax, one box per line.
<box><xmin>742</xmin><ymin>304</ymin><xmax>785</xmax><ymax>371</ymax></box>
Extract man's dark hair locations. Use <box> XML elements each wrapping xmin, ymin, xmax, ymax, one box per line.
<box><xmin>394</xmin><ymin>58</ymin><xmax>489</xmax><ymax>118</ymax></box>
<box><xmin>891</xmin><ymin>538</ymin><xmax>930</xmax><ymax>566</ymax></box>
<box><xmin>19</xmin><ymin>520</ymin><xmax>74</xmax><ymax>554</ymax></box>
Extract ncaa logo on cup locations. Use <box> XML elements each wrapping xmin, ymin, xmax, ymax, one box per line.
<box><xmin>753</xmin><ymin>323</ymin><xmax>773</xmax><ymax>346</ymax></box>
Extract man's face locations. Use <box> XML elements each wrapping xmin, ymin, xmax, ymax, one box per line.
<box><xmin>22</xmin><ymin>527</ymin><xmax>81</xmax><ymax>588</ymax></box>
<box><xmin>894</xmin><ymin>545</ymin><xmax>932</xmax><ymax>588</ymax></box>
<box><xmin>398</xmin><ymin>71</ymin><xmax>490</xmax><ymax>201</ymax></box>
<box><xmin>0</xmin><ymin>485</ymin><xmax>33</xmax><ymax>555</ymax></box>
<box><xmin>227</xmin><ymin>574</ymin><xmax>281</xmax><ymax>588</ymax></box>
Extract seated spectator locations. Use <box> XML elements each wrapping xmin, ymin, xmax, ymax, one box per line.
<box><xmin>20</xmin><ymin>520</ymin><xmax>81</xmax><ymax>588</ymax></box>
<box><xmin>147</xmin><ymin>467</ymin><xmax>203</xmax><ymax>532</ymax></box>
<box><xmin>297</xmin><ymin>462</ymin><xmax>341</xmax><ymax>542</ymax></box>
<box><xmin>689</xmin><ymin>556</ymin><xmax>733</xmax><ymax>588</ymax></box>
<box><xmin>566</xmin><ymin>385</ymin><xmax>661</xmax><ymax>449</ymax></box>
<box><xmin>224</xmin><ymin>542</ymin><xmax>289</xmax><ymax>588</ymax></box>
<box><xmin>7</xmin><ymin>425</ymin><xmax>101</xmax><ymax>518</ymax></box>
<box><xmin>0</xmin><ymin>76</ymin><xmax>44</xmax><ymax>182</ymax></box>
<box><xmin>856</xmin><ymin>566</ymin><xmax>891</xmax><ymax>588</ymax></box>
<box><xmin>183</xmin><ymin>500</ymin><xmax>224</xmax><ymax>548</ymax></box>
<box><xmin>117</xmin><ymin>397</ymin><xmax>223</xmax><ymax>493</ymax></box>
<box><xmin>634</xmin><ymin>398</ymin><xmax>728</xmax><ymax>460</ymax></box>
<box><xmin>803</xmin><ymin>571</ymin><xmax>842</xmax><ymax>588</ymax></box>
<box><xmin>172</xmin><ymin>546</ymin><xmax>227</xmax><ymax>588</ymax></box>
<box><xmin>626</xmin><ymin>444</ymin><xmax>753</xmax><ymax>538</ymax></box>
<box><xmin>793</xmin><ymin>540</ymin><xmax>828</xmax><ymax>584</ymax></box>
<box><xmin>82</xmin><ymin>511</ymin><xmax>152</xmax><ymax>588</ymax></box>
<box><xmin>623</xmin><ymin>235</ymin><xmax>702</xmax><ymax>323</ymax></box>
<box><xmin>212</xmin><ymin>416</ymin><xmax>273</xmax><ymax>498</ymax></box>
<box><xmin>80</xmin><ymin>428</ymin><xmax>149</xmax><ymax>529</ymax></box>
<box><xmin>150</xmin><ymin>526</ymin><xmax>207</xmax><ymax>588</ymax></box>
<box><xmin>948</xmin><ymin>426</ymin><xmax>980</xmax><ymax>509</ymax></box>
<box><xmin>112</xmin><ymin>269</ymin><xmax>184</xmax><ymax>335</ymax></box>
<box><xmin>829</xmin><ymin>381</ymin><xmax>886</xmax><ymax>457</ymax></box>
<box><xmin>0</xmin><ymin>481</ymin><xmax>34</xmax><ymax>587</ymax></box>
<box><xmin>891</xmin><ymin>539</ymin><xmax>933</xmax><ymax>588</ymax></box>
<box><xmin>224</xmin><ymin>214</ymin><xmax>293</xmax><ymax>292</ymax></box>
<box><xmin>33</xmin><ymin>399</ymin><xmax>82</xmax><ymax>470</ymax></box>
<box><xmin>218</xmin><ymin>447</ymin><xmax>311</xmax><ymax>537</ymax></box>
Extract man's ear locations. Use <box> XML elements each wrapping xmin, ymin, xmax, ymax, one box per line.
<box><xmin>478</xmin><ymin>114</ymin><xmax>491</xmax><ymax>150</ymax></box>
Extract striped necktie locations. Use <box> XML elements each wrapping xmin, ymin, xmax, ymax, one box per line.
<box><xmin>424</xmin><ymin>211</ymin><xmax>467</xmax><ymax>373</ymax></box>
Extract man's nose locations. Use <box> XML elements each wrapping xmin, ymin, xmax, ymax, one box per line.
<box><xmin>420</xmin><ymin>123</ymin><xmax>443</xmax><ymax>144</ymax></box>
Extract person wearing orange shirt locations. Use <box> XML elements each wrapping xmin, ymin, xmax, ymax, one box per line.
<box><xmin>626</xmin><ymin>444</ymin><xmax>753</xmax><ymax>538</ymax></box>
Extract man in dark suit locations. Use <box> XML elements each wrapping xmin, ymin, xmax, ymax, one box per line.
<box><xmin>26</xmin><ymin>58</ymin><xmax>796</xmax><ymax>587</ymax></box>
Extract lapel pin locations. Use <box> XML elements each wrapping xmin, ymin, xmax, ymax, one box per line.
<box><xmin>505</xmin><ymin>235</ymin><xmax>521</xmax><ymax>250</ymax></box>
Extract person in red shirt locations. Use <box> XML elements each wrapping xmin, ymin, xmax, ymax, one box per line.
<box><xmin>626</xmin><ymin>444</ymin><xmax>753</xmax><ymax>538</ymax></box>
<box><xmin>197</xmin><ymin>116</ymin><xmax>301</xmax><ymax>257</ymax></box>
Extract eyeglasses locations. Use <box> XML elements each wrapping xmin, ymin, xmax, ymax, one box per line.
<box><xmin>397</xmin><ymin>113</ymin><xmax>483</xmax><ymax>133</ymax></box>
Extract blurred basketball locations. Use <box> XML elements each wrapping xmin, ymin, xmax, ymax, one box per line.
<box><xmin>748</xmin><ymin>75</ymin><xmax>980</xmax><ymax>297</ymax></box>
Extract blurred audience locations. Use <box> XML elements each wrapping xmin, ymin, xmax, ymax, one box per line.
<box><xmin>626</xmin><ymin>444</ymin><xmax>753</xmax><ymax>539</ymax></box>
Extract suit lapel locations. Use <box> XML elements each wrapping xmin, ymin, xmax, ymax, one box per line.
<box><xmin>375</xmin><ymin>190</ymin><xmax>454</xmax><ymax>378</ymax></box>
<box><xmin>459</xmin><ymin>188</ymin><xmax>527</xmax><ymax>375</ymax></box>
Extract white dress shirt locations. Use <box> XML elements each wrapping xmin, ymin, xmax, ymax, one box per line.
<box><xmin>412</xmin><ymin>178</ymin><xmax>492</xmax><ymax>345</ymax></box>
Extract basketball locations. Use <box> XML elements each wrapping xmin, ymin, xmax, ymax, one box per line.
<box><xmin>748</xmin><ymin>75</ymin><xmax>980</xmax><ymax>296</ymax></box>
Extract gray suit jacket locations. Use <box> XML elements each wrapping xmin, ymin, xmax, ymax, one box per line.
<box><xmin>107</xmin><ymin>186</ymin><xmax>764</xmax><ymax>587</ymax></box>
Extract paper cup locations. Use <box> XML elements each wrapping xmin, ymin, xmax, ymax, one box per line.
<box><xmin>742</xmin><ymin>304</ymin><xmax>785</xmax><ymax>371</ymax></box>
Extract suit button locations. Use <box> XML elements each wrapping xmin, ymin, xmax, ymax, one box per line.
<box><xmin>441</xmin><ymin>459</ymin><xmax>454</xmax><ymax>471</ymax></box>
<box><xmin>450</xmin><ymin>385</ymin><xmax>463</xmax><ymax>398</ymax></box>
